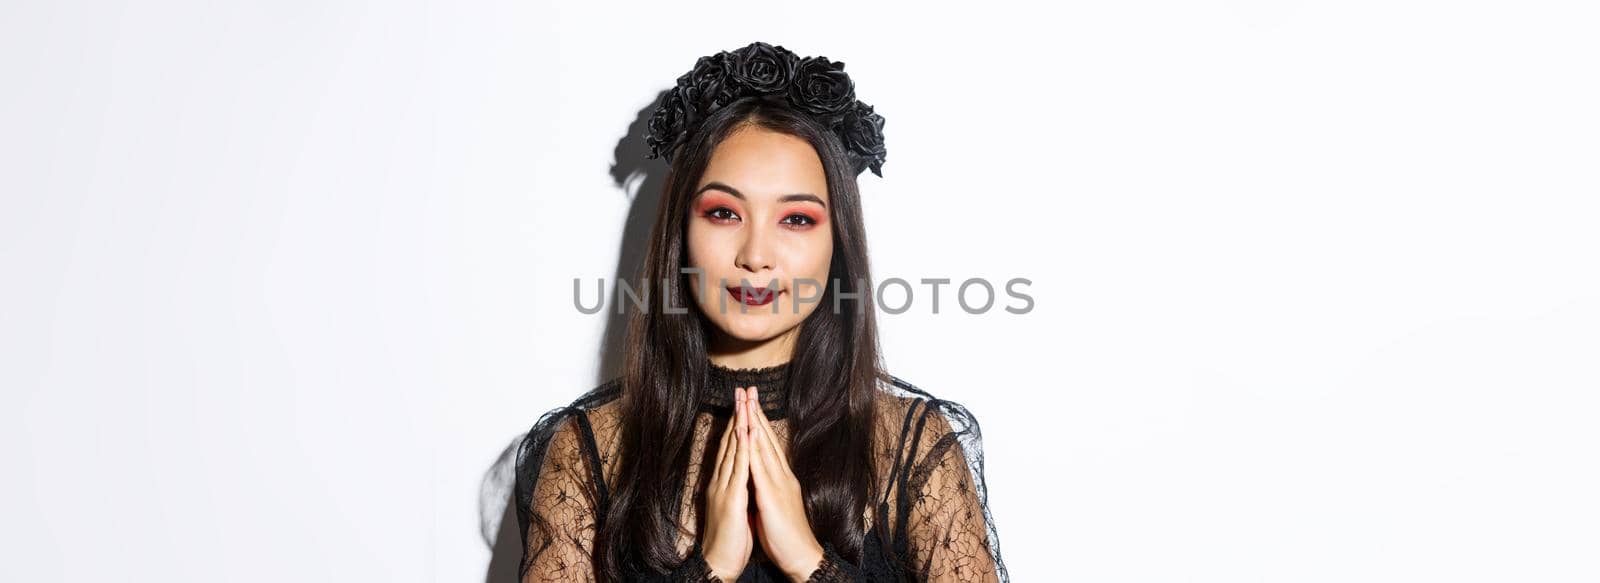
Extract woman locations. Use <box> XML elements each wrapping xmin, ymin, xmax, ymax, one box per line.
<box><xmin>514</xmin><ymin>42</ymin><xmax>1007</xmax><ymax>582</ymax></box>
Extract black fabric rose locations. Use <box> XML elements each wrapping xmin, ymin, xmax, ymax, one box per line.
<box><xmin>787</xmin><ymin>55</ymin><xmax>856</xmax><ymax>123</ymax></box>
<box><xmin>676</xmin><ymin>83</ymin><xmax>710</xmax><ymax>129</ymax></box>
<box><xmin>838</xmin><ymin>102</ymin><xmax>888</xmax><ymax>177</ymax></box>
<box><xmin>645</xmin><ymin>88</ymin><xmax>688</xmax><ymax>161</ymax></box>
<box><xmin>678</xmin><ymin>53</ymin><xmax>733</xmax><ymax>111</ymax></box>
<box><xmin>728</xmin><ymin>42</ymin><xmax>797</xmax><ymax>96</ymax></box>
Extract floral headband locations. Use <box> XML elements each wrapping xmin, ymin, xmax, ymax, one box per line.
<box><xmin>644</xmin><ymin>41</ymin><xmax>888</xmax><ymax>178</ymax></box>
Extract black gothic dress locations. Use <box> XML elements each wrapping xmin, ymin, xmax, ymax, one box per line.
<box><xmin>513</xmin><ymin>361</ymin><xmax>1008</xmax><ymax>582</ymax></box>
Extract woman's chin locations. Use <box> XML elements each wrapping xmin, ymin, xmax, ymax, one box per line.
<box><xmin>705</xmin><ymin>313</ymin><xmax>799</xmax><ymax>344</ymax></box>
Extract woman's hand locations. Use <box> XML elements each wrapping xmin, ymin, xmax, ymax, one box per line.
<box><xmin>742</xmin><ymin>387</ymin><xmax>826</xmax><ymax>582</ymax></box>
<box><xmin>702</xmin><ymin>387</ymin><xmax>755</xmax><ymax>580</ymax></box>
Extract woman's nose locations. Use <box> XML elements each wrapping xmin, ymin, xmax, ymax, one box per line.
<box><xmin>734</xmin><ymin>221</ymin><xmax>774</xmax><ymax>274</ymax></box>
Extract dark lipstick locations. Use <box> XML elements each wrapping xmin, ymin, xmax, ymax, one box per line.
<box><xmin>726</xmin><ymin>285</ymin><xmax>778</xmax><ymax>306</ymax></box>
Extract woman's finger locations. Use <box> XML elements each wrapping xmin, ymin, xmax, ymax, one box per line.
<box><xmin>751</xmin><ymin>387</ymin><xmax>791</xmax><ymax>472</ymax></box>
<box><xmin>746</xmin><ymin>389</ymin><xmax>780</xmax><ymax>482</ymax></box>
<box><xmin>732</xmin><ymin>388</ymin><xmax>751</xmax><ymax>488</ymax></box>
<box><xmin>713</xmin><ymin>387</ymin><xmax>740</xmax><ymax>490</ymax></box>
<box><xmin>747</xmin><ymin>391</ymin><xmax>771</xmax><ymax>488</ymax></box>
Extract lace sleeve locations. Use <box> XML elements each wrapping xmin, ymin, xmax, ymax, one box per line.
<box><xmin>662</xmin><ymin>541</ymin><xmax>726</xmax><ymax>582</ymax></box>
<box><xmin>803</xmin><ymin>541</ymin><xmax>865</xmax><ymax>582</ymax></box>
<box><xmin>514</xmin><ymin>407</ymin><xmax>602</xmax><ymax>582</ymax></box>
<box><xmin>899</xmin><ymin>398</ymin><xmax>1008</xmax><ymax>583</ymax></box>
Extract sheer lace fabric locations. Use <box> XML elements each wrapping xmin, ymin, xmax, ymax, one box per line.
<box><xmin>513</xmin><ymin>363</ymin><xmax>1007</xmax><ymax>582</ymax></box>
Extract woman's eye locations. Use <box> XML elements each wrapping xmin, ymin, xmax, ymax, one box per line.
<box><xmin>781</xmin><ymin>213</ymin><xmax>817</xmax><ymax>227</ymax></box>
<box><xmin>705</xmin><ymin>207</ymin><xmax>740</xmax><ymax>222</ymax></box>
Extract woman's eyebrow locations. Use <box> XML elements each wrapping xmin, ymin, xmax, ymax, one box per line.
<box><xmin>694</xmin><ymin>181</ymin><xmax>827</xmax><ymax>208</ymax></box>
<box><xmin>779</xmin><ymin>193</ymin><xmax>827</xmax><ymax>208</ymax></box>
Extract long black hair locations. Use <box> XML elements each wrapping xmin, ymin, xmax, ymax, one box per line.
<box><xmin>594</xmin><ymin>94</ymin><xmax>886</xmax><ymax>580</ymax></box>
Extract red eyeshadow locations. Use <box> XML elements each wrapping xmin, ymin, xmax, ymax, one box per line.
<box><xmin>695</xmin><ymin>192</ymin><xmax>739</xmax><ymax>213</ymax></box>
<box><xmin>784</xmin><ymin>206</ymin><xmax>825</xmax><ymax>225</ymax></box>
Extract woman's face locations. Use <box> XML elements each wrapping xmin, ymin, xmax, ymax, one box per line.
<box><xmin>686</xmin><ymin>125</ymin><xmax>833</xmax><ymax>346</ymax></box>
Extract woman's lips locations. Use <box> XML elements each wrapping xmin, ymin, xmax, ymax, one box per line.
<box><xmin>726</xmin><ymin>285</ymin><xmax>779</xmax><ymax>306</ymax></box>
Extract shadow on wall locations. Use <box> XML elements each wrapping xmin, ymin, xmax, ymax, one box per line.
<box><xmin>479</xmin><ymin>92</ymin><xmax>670</xmax><ymax>583</ymax></box>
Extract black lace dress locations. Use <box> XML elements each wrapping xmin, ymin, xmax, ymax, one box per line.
<box><xmin>513</xmin><ymin>361</ymin><xmax>1008</xmax><ymax>582</ymax></box>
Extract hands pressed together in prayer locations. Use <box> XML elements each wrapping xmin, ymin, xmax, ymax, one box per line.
<box><xmin>701</xmin><ymin>386</ymin><xmax>825</xmax><ymax>582</ymax></box>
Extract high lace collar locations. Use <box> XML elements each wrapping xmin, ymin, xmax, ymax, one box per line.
<box><xmin>702</xmin><ymin>360</ymin><xmax>792</xmax><ymax>420</ymax></box>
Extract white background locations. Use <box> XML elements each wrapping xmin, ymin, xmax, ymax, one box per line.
<box><xmin>3</xmin><ymin>0</ymin><xmax>1597</xmax><ymax>581</ymax></box>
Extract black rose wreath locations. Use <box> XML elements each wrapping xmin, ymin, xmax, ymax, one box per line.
<box><xmin>645</xmin><ymin>42</ymin><xmax>888</xmax><ymax>178</ymax></box>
